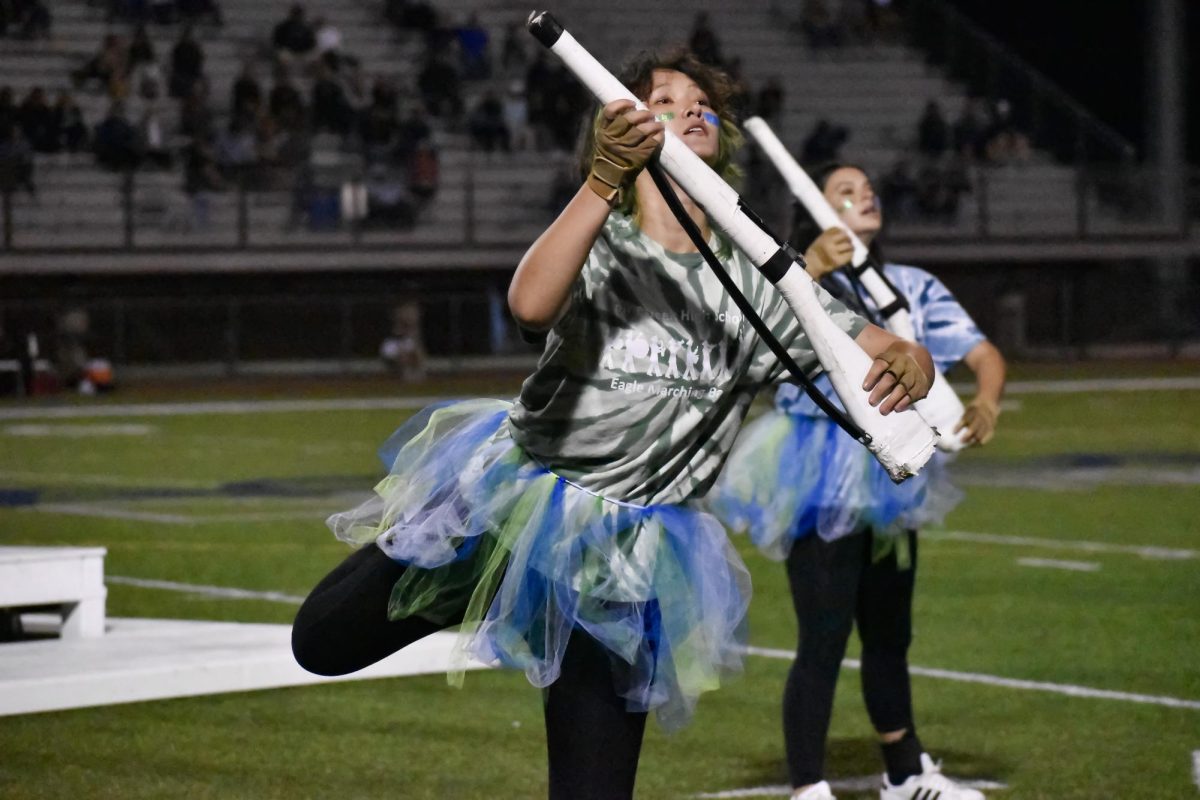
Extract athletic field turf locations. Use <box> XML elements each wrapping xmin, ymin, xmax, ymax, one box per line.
<box><xmin>1</xmin><ymin>363</ymin><xmax>1197</xmax><ymax>799</ymax></box>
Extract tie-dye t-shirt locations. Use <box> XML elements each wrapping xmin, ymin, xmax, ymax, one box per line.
<box><xmin>775</xmin><ymin>262</ymin><xmax>985</xmax><ymax>416</ymax></box>
<box><xmin>507</xmin><ymin>213</ymin><xmax>867</xmax><ymax>506</ymax></box>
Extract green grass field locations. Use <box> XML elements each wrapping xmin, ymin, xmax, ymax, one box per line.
<box><xmin>0</xmin><ymin>365</ymin><xmax>1197</xmax><ymax>799</ymax></box>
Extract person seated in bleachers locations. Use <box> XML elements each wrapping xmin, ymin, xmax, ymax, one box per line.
<box><xmin>52</xmin><ymin>91</ymin><xmax>89</xmax><ymax>154</ymax></box>
<box><xmin>981</xmin><ymin>99</ymin><xmax>1030</xmax><ymax>164</ymax></box>
<box><xmin>406</xmin><ymin>139</ymin><xmax>438</xmax><ymax>204</ymax></box>
<box><xmin>229</xmin><ymin>60</ymin><xmax>263</xmax><ymax>126</ymax></box>
<box><xmin>267</xmin><ymin>63</ymin><xmax>306</xmax><ymax>131</ymax></box>
<box><xmin>17</xmin><ymin>87</ymin><xmax>56</xmax><ymax>153</ymax></box>
<box><xmin>467</xmin><ymin>90</ymin><xmax>509</xmax><ymax>154</ymax></box>
<box><xmin>128</xmin><ymin>24</ymin><xmax>156</xmax><ymax>69</ymax></box>
<box><xmin>72</xmin><ymin>33</ymin><xmax>131</xmax><ymax>98</ymax></box>
<box><xmin>177</xmin><ymin>0</ymin><xmax>221</xmax><ymax>27</ymax></box>
<box><xmin>499</xmin><ymin>21</ymin><xmax>527</xmax><ymax>78</ymax></box>
<box><xmin>215</xmin><ymin>114</ymin><xmax>257</xmax><ymax>180</ymax></box>
<box><xmin>917</xmin><ymin>100</ymin><xmax>949</xmax><ymax>158</ymax></box>
<box><xmin>952</xmin><ymin>98</ymin><xmax>987</xmax><ymax>161</ymax></box>
<box><xmin>178</xmin><ymin>79</ymin><xmax>215</xmax><ymax>140</ymax></box>
<box><xmin>688</xmin><ymin>11</ymin><xmax>723</xmax><ymax>66</ymax></box>
<box><xmin>92</xmin><ymin>100</ymin><xmax>143</xmax><ymax>172</ymax></box>
<box><xmin>754</xmin><ymin>75</ymin><xmax>785</xmax><ymax>129</ymax></box>
<box><xmin>359</xmin><ymin>79</ymin><xmax>400</xmax><ymax>166</ymax></box>
<box><xmin>801</xmin><ymin>118</ymin><xmax>849</xmax><ymax>165</ymax></box>
<box><xmin>310</xmin><ymin>57</ymin><xmax>355</xmax><ymax>138</ymax></box>
<box><xmin>182</xmin><ymin>131</ymin><xmax>225</xmax><ymax>229</ymax></box>
<box><xmin>393</xmin><ymin>103</ymin><xmax>431</xmax><ymax>163</ymax></box>
<box><xmin>10</xmin><ymin>0</ymin><xmax>51</xmax><ymax>40</ymax></box>
<box><xmin>502</xmin><ymin>80</ymin><xmax>531</xmax><ymax>152</ymax></box>
<box><xmin>169</xmin><ymin>25</ymin><xmax>206</xmax><ymax>99</ymax></box>
<box><xmin>0</xmin><ymin>119</ymin><xmax>36</xmax><ymax>196</ymax></box>
<box><xmin>273</xmin><ymin>4</ymin><xmax>316</xmax><ymax>69</ymax></box>
<box><xmin>417</xmin><ymin>50</ymin><xmax>463</xmax><ymax>121</ymax></box>
<box><xmin>139</xmin><ymin>105</ymin><xmax>173</xmax><ymax>169</ymax></box>
<box><xmin>455</xmin><ymin>13</ymin><xmax>491</xmax><ymax>81</ymax></box>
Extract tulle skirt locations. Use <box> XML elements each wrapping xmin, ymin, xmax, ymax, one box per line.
<box><xmin>327</xmin><ymin>398</ymin><xmax>751</xmax><ymax>730</ymax></box>
<box><xmin>707</xmin><ymin>411</ymin><xmax>962</xmax><ymax>560</ymax></box>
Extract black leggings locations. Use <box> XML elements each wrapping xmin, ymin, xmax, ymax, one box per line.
<box><xmin>292</xmin><ymin>544</ymin><xmax>648</xmax><ymax>799</ymax></box>
<box><xmin>782</xmin><ymin>529</ymin><xmax>918</xmax><ymax>787</ymax></box>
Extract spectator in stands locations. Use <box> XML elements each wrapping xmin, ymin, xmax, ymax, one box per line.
<box><xmin>379</xmin><ymin>300</ymin><xmax>426</xmax><ymax>380</ymax></box>
<box><xmin>359</xmin><ymin>80</ymin><xmax>399</xmax><ymax>165</ymax></box>
<box><xmin>149</xmin><ymin>0</ymin><xmax>177</xmax><ymax>25</ymax></box>
<box><xmin>92</xmin><ymin>101</ymin><xmax>143</xmax><ymax>171</ymax></box>
<box><xmin>215</xmin><ymin>114</ymin><xmax>257</xmax><ymax>179</ymax></box>
<box><xmin>543</xmin><ymin>61</ymin><xmax>587</xmax><ymax>152</ymax></box>
<box><xmin>754</xmin><ymin>76</ymin><xmax>785</xmax><ymax>128</ymax></box>
<box><xmin>952</xmin><ymin>98</ymin><xmax>986</xmax><ymax>160</ymax></box>
<box><xmin>182</xmin><ymin>131</ymin><xmax>224</xmax><ymax>228</ymax></box>
<box><xmin>363</xmin><ymin>163</ymin><xmax>416</xmax><ymax>229</ymax></box>
<box><xmin>11</xmin><ymin>0</ymin><xmax>51</xmax><ymax>40</ymax></box>
<box><xmin>313</xmin><ymin>16</ymin><xmax>341</xmax><ymax>59</ymax></box>
<box><xmin>394</xmin><ymin>103</ymin><xmax>431</xmax><ymax>164</ymax></box>
<box><xmin>311</xmin><ymin>58</ymin><xmax>355</xmax><ymax>137</ymax></box>
<box><xmin>128</xmin><ymin>24</ymin><xmax>156</xmax><ymax>69</ymax></box>
<box><xmin>880</xmin><ymin>158</ymin><xmax>918</xmax><ymax>221</ymax></box>
<box><xmin>230</xmin><ymin>60</ymin><xmax>263</xmax><ymax>126</ymax></box>
<box><xmin>916</xmin><ymin>100</ymin><xmax>949</xmax><ymax>158</ymax></box>
<box><xmin>177</xmin><ymin>0</ymin><xmax>222</xmax><ymax>27</ymax></box>
<box><xmin>0</xmin><ymin>87</ymin><xmax>14</xmax><ymax>132</ymax></box>
<box><xmin>524</xmin><ymin>52</ymin><xmax>552</xmax><ymax>150</ymax></box>
<box><xmin>406</xmin><ymin>138</ymin><xmax>438</xmax><ymax>203</ymax></box>
<box><xmin>800</xmin><ymin>0</ymin><xmax>845</xmax><ymax>50</ymax></box>
<box><xmin>0</xmin><ymin>119</ymin><xmax>36</xmax><ymax>196</ymax></box>
<box><xmin>502</xmin><ymin>79</ymin><xmax>531</xmax><ymax>152</ymax></box>
<box><xmin>273</xmin><ymin>4</ymin><xmax>316</xmax><ymax>68</ymax></box>
<box><xmin>72</xmin><ymin>33</ymin><xmax>130</xmax><ymax>98</ymax></box>
<box><xmin>467</xmin><ymin>90</ymin><xmax>509</xmax><ymax>154</ymax></box>
<box><xmin>267</xmin><ymin>63</ymin><xmax>306</xmax><ymax>130</ymax></box>
<box><xmin>801</xmin><ymin>118</ymin><xmax>849</xmax><ymax>165</ymax></box>
<box><xmin>982</xmin><ymin>99</ymin><xmax>1030</xmax><ymax>164</ymax></box>
<box><xmin>724</xmin><ymin>56</ymin><xmax>753</xmax><ymax>121</ymax></box>
<box><xmin>139</xmin><ymin>105</ymin><xmax>173</xmax><ymax>169</ymax></box>
<box><xmin>52</xmin><ymin>91</ymin><xmax>89</xmax><ymax>154</ymax></box>
<box><xmin>386</xmin><ymin>0</ymin><xmax>436</xmax><ymax>36</ymax></box>
<box><xmin>500</xmin><ymin>21</ymin><xmax>526</xmax><ymax>77</ymax></box>
<box><xmin>179</xmin><ymin>80</ymin><xmax>215</xmax><ymax>139</ymax></box>
<box><xmin>455</xmin><ymin>13</ymin><xmax>491</xmax><ymax>81</ymax></box>
<box><xmin>417</xmin><ymin>51</ymin><xmax>463</xmax><ymax>121</ymax></box>
<box><xmin>17</xmin><ymin>87</ymin><xmax>56</xmax><ymax>153</ymax></box>
<box><xmin>169</xmin><ymin>25</ymin><xmax>205</xmax><ymax>99</ymax></box>
<box><xmin>689</xmin><ymin>12</ymin><xmax>723</xmax><ymax>66</ymax></box>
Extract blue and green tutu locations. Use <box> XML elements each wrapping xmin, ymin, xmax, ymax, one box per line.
<box><xmin>327</xmin><ymin>398</ymin><xmax>750</xmax><ymax>730</ymax></box>
<box><xmin>708</xmin><ymin>410</ymin><xmax>962</xmax><ymax>560</ymax></box>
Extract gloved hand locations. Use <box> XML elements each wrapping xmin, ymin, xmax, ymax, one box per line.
<box><xmin>863</xmin><ymin>341</ymin><xmax>932</xmax><ymax>414</ymax></box>
<box><xmin>954</xmin><ymin>397</ymin><xmax>1000</xmax><ymax>445</ymax></box>
<box><xmin>804</xmin><ymin>227</ymin><xmax>855</xmax><ymax>279</ymax></box>
<box><xmin>586</xmin><ymin>100</ymin><xmax>663</xmax><ymax>205</ymax></box>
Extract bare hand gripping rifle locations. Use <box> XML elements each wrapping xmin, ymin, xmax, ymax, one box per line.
<box><xmin>526</xmin><ymin>11</ymin><xmax>937</xmax><ymax>480</ymax></box>
<box><xmin>743</xmin><ymin>116</ymin><xmax>971</xmax><ymax>451</ymax></box>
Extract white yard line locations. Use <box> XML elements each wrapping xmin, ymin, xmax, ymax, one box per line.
<box><xmin>0</xmin><ymin>470</ymin><xmax>213</xmax><ymax>489</ymax></box>
<box><xmin>106</xmin><ymin>576</ymin><xmax>306</xmax><ymax>605</ymax></box>
<box><xmin>742</xmin><ymin>646</ymin><xmax>1200</xmax><ymax>711</ymax></box>
<box><xmin>0</xmin><ymin>396</ymin><xmax>456</xmax><ymax>421</ymax></box>
<box><xmin>29</xmin><ymin>503</ymin><xmax>194</xmax><ymax>524</ymax></box>
<box><xmin>1016</xmin><ymin>557</ymin><xmax>1102</xmax><ymax>572</ymax></box>
<box><xmin>924</xmin><ymin>529</ymin><xmax>1197</xmax><ymax>561</ymax></box>
<box><xmin>1192</xmin><ymin>751</ymin><xmax>1200</xmax><ymax>792</ymax></box>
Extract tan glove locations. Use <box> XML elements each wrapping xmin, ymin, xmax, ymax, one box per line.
<box><xmin>804</xmin><ymin>227</ymin><xmax>855</xmax><ymax>279</ymax></box>
<box><xmin>954</xmin><ymin>397</ymin><xmax>1000</xmax><ymax>445</ymax></box>
<box><xmin>586</xmin><ymin>103</ymin><xmax>662</xmax><ymax>206</ymax></box>
<box><xmin>864</xmin><ymin>341</ymin><xmax>932</xmax><ymax>414</ymax></box>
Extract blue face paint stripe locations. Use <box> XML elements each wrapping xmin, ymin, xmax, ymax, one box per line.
<box><xmin>701</xmin><ymin>111</ymin><xmax>719</xmax><ymax>127</ymax></box>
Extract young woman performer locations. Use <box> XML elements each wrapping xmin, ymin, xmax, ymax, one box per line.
<box><xmin>291</xmin><ymin>55</ymin><xmax>934</xmax><ymax>800</ymax></box>
<box><xmin>712</xmin><ymin>163</ymin><xmax>1005</xmax><ymax>800</ymax></box>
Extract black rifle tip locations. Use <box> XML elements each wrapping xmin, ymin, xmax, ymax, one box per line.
<box><xmin>526</xmin><ymin>11</ymin><xmax>563</xmax><ymax>47</ymax></box>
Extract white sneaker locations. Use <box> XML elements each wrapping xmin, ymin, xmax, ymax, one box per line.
<box><xmin>880</xmin><ymin>753</ymin><xmax>985</xmax><ymax>800</ymax></box>
<box><xmin>793</xmin><ymin>780</ymin><xmax>837</xmax><ymax>800</ymax></box>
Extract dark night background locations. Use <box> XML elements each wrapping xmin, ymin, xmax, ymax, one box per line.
<box><xmin>946</xmin><ymin>0</ymin><xmax>1197</xmax><ymax>164</ymax></box>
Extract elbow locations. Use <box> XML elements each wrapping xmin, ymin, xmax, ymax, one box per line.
<box><xmin>507</xmin><ymin>284</ymin><xmax>557</xmax><ymax>332</ymax></box>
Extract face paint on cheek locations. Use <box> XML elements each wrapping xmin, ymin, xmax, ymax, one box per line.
<box><xmin>701</xmin><ymin>111</ymin><xmax>719</xmax><ymax>127</ymax></box>
<box><xmin>653</xmin><ymin>112</ymin><xmax>675</xmax><ymax>122</ymax></box>
<box><xmin>840</xmin><ymin>199</ymin><xmax>854</xmax><ymax>212</ymax></box>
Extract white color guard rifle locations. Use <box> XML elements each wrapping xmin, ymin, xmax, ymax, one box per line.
<box><xmin>743</xmin><ymin>116</ymin><xmax>971</xmax><ymax>451</ymax></box>
<box><xmin>526</xmin><ymin>11</ymin><xmax>937</xmax><ymax>480</ymax></box>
